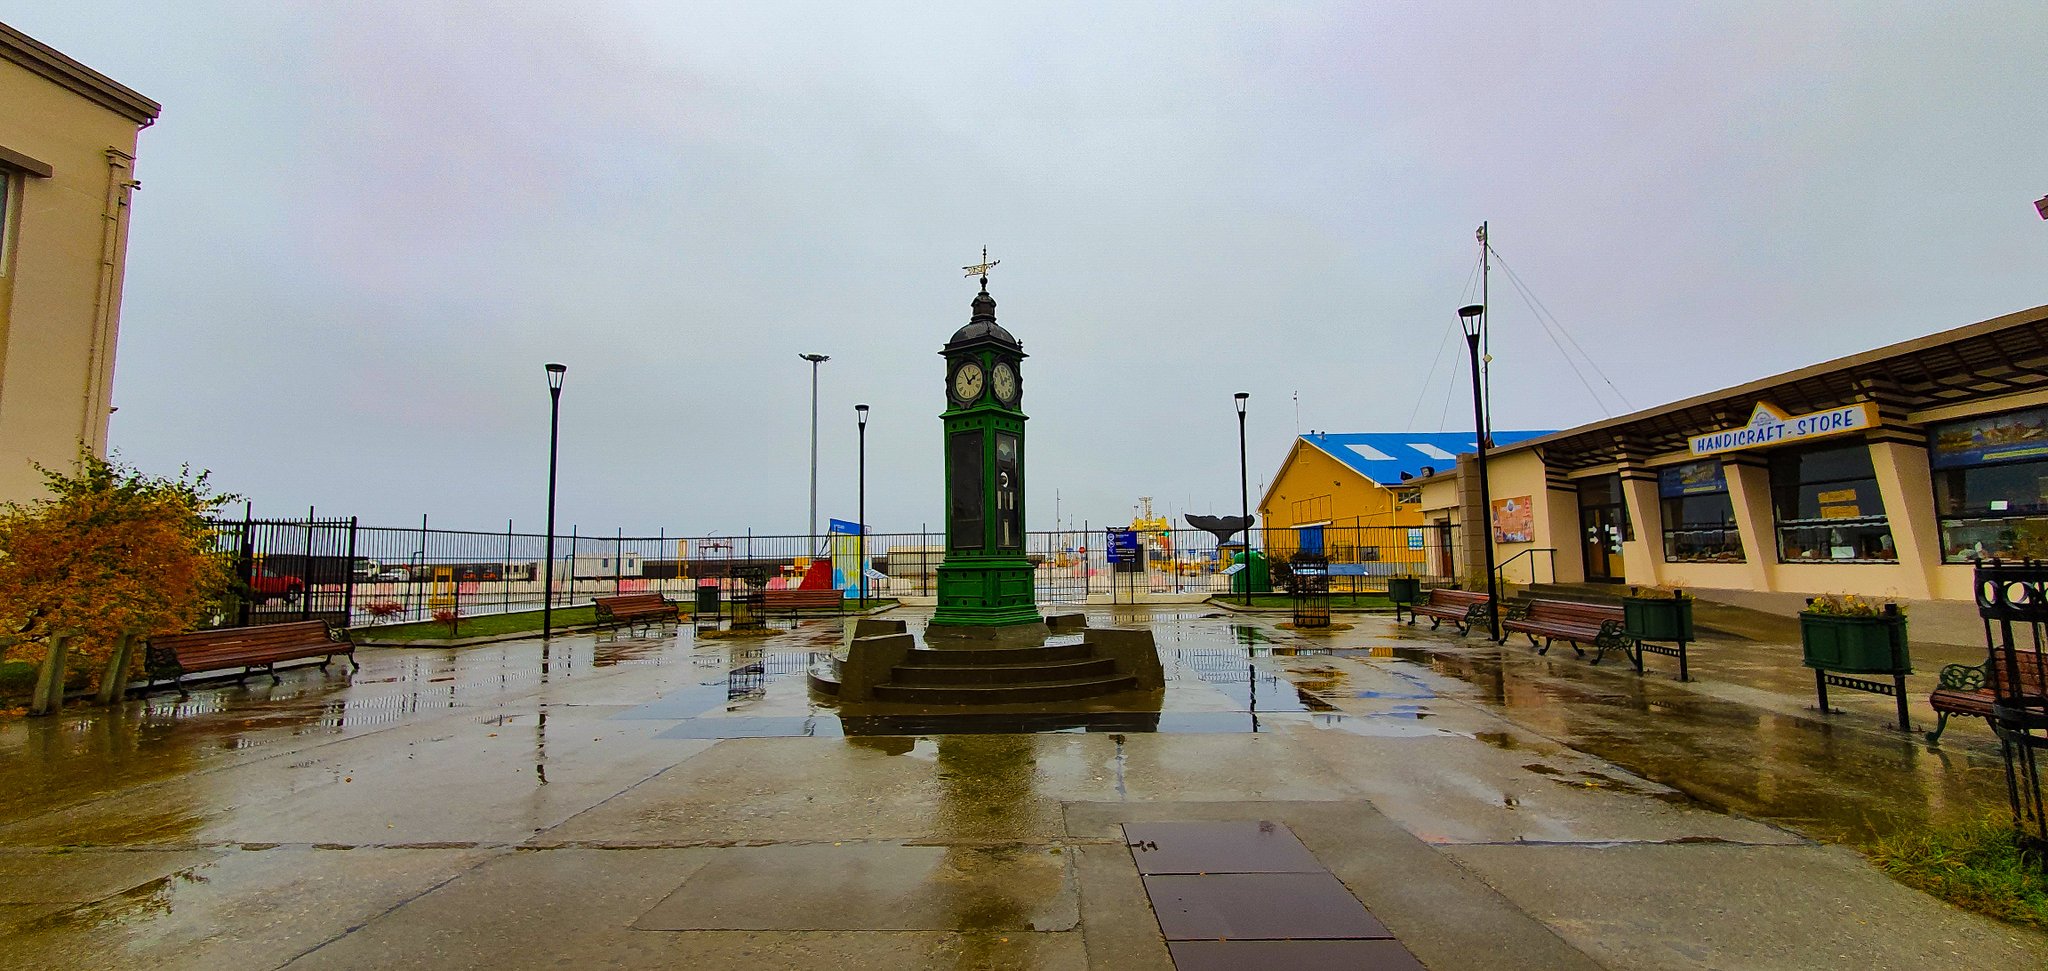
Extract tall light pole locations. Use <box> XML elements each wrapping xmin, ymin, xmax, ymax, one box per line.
<box><xmin>542</xmin><ymin>363</ymin><xmax>566</xmax><ymax>638</ymax></box>
<box><xmin>800</xmin><ymin>353</ymin><xmax>830</xmax><ymax>559</ymax></box>
<box><xmin>855</xmin><ymin>403</ymin><xmax>869</xmax><ymax>609</ymax></box>
<box><xmin>1458</xmin><ymin>304</ymin><xmax>1500</xmax><ymax>641</ymax></box>
<box><xmin>1235</xmin><ymin>392</ymin><xmax>1251</xmax><ymax>607</ymax></box>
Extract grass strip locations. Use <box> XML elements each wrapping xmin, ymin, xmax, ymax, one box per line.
<box><xmin>358</xmin><ymin>599</ymin><xmax>896</xmax><ymax>642</ymax></box>
<box><xmin>1870</xmin><ymin>813</ymin><xmax>2048</xmax><ymax>928</ymax></box>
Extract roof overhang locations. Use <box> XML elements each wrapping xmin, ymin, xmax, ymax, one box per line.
<box><xmin>0</xmin><ymin>22</ymin><xmax>160</xmax><ymax>125</ymax></box>
<box><xmin>1493</xmin><ymin>303</ymin><xmax>2048</xmax><ymax>472</ymax></box>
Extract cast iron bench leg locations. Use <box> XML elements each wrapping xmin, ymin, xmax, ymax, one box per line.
<box><xmin>1893</xmin><ymin>671</ymin><xmax>1910</xmax><ymax>733</ymax></box>
<box><xmin>1925</xmin><ymin>711</ymin><xmax>1952</xmax><ymax>744</ymax></box>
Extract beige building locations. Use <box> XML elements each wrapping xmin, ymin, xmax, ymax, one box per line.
<box><xmin>1419</xmin><ymin>302</ymin><xmax>2048</xmax><ymax>605</ymax></box>
<box><xmin>0</xmin><ymin>22</ymin><xmax>158</xmax><ymax>501</ymax></box>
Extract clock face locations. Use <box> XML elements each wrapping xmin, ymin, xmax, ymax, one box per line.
<box><xmin>952</xmin><ymin>361</ymin><xmax>985</xmax><ymax>403</ymax></box>
<box><xmin>991</xmin><ymin>362</ymin><xmax>1018</xmax><ymax>406</ymax></box>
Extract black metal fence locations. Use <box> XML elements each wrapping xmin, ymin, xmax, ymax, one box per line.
<box><xmin>205</xmin><ymin>516</ymin><xmax>1462</xmax><ymax>628</ymax></box>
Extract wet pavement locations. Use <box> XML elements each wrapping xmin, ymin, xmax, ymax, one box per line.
<box><xmin>0</xmin><ymin>608</ymin><xmax>2039</xmax><ymax>969</ymax></box>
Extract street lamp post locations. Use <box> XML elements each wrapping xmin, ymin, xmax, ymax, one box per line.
<box><xmin>855</xmin><ymin>404</ymin><xmax>869</xmax><ymax>609</ymax></box>
<box><xmin>1458</xmin><ymin>304</ymin><xmax>1500</xmax><ymax>642</ymax></box>
<box><xmin>1235</xmin><ymin>392</ymin><xmax>1250</xmax><ymax>607</ymax></box>
<box><xmin>800</xmin><ymin>354</ymin><xmax>830</xmax><ymax>559</ymax></box>
<box><xmin>542</xmin><ymin>363</ymin><xmax>566</xmax><ymax>638</ymax></box>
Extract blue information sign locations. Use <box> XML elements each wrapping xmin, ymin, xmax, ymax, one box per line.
<box><xmin>1105</xmin><ymin>529</ymin><xmax>1139</xmax><ymax>563</ymax></box>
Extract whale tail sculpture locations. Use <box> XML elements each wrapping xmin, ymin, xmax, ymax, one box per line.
<box><xmin>1184</xmin><ymin>513</ymin><xmax>1254</xmax><ymax>545</ymax></box>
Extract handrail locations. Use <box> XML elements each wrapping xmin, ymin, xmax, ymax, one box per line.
<box><xmin>1495</xmin><ymin>548</ymin><xmax>1558</xmax><ymax>589</ymax></box>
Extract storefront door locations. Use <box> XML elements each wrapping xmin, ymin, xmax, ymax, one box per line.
<box><xmin>1583</xmin><ymin>505</ymin><xmax>1626</xmax><ymax>581</ymax></box>
<box><xmin>1577</xmin><ymin>475</ymin><xmax>1630</xmax><ymax>583</ymax></box>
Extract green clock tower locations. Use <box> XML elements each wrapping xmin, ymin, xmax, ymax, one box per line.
<box><xmin>931</xmin><ymin>256</ymin><xmax>1042</xmax><ymax>633</ymax></box>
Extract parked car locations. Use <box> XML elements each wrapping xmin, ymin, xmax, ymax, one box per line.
<box><xmin>375</xmin><ymin>568</ymin><xmax>410</xmax><ymax>582</ymax></box>
<box><xmin>249</xmin><ymin>568</ymin><xmax>304</xmax><ymax>604</ymax></box>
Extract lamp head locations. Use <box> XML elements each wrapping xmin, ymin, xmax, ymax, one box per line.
<box><xmin>545</xmin><ymin>362</ymin><xmax>566</xmax><ymax>391</ymax></box>
<box><xmin>800</xmin><ymin>353</ymin><xmax>830</xmax><ymax>364</ymax></box>
<box><xmin>1233</xmin><ymin>391</ymin><xmax>1249</xmax><ymax>416</ymax></box>
<box><xmin>855</xmin><ymin>403</ymin><xmax>869</xmax><ymax>428</ymax></box>
<box><xmin>2037</xmin><ymin>195</ymin><xmax>2048</xmax><ymax>220</ymax></box>
<box><xmin>1457</xmin><ymin>304</ymin><xmax>1485</xmax><ymax>338</ymax></box>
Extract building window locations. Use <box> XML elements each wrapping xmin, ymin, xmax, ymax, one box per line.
<box><xmin>1291</xmin><ymin>493</ymin><xmax>1332</xmax><ymax>524</ymax></box>
<box><xmin>1659</xmin><ymin>460</ymin><xmax>1743</xmax><ymax>562</ymax></box>
<box><xmin>1930</xmin><ymin>406</ymin><xmax>2048</xmax><ymax>562</ymax></box>
<box><xmin>1771</xmin><ymin>442</ymin><xmax>1894</xmax><ymax>562</ymax></box>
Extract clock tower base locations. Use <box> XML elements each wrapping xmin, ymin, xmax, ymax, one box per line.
<box><xmin>930</xmin><ymin>559</ymin><xmax>1043</xmax><ymax>635</ymax></box>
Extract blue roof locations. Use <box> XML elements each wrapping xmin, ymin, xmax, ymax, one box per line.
<box><xmin>1299</xmin><ymin>431</ymin><xmax>1556</xmax><ymax>485</ymax></box>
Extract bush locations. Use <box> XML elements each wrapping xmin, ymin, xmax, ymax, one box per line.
<box><xmin>0</xmin><ymin>449</ymin><xmax>235</xmax><ymax>673</ymax></box>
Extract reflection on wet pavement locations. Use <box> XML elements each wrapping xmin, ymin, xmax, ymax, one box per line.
<box><xmin>0</xmin><ymin>606</ymin><xmax>2038</xmax><ymax>968</ymax></box>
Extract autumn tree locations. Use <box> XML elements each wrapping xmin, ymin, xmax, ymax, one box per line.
<box><xmin>0</xmin><ymin>449</ymin><xmax>236</xmax><ymax>678</ymax></box>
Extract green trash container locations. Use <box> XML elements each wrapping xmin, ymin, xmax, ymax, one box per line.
<box><xmin>694</xmin><ymin>584</ymin><xmax>720</xmax><ymax>619</ymax></box>
<box><xmin>1229</xmin><ymin>550</ymin><xmax>1271</xmax><ymax>594</ymax></box>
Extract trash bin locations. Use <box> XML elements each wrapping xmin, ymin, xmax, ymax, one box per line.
<box><xmin>695</xmin><ymin>584</ymin><xmax>720</xmax><ymax>621</ymax></box>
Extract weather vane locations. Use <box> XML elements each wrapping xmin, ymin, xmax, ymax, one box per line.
<box><xmin>962</xmin><ymin>247</ymin><xmax>999</xmax><ymax>287</ymax></box>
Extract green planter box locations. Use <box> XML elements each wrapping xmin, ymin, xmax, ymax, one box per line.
<box><xmin>1800</xmin><ymin>612</ymin><xmax>1911</xmax><ymax>674</ymax></box>
<box><xmin>1623</xmin><ymin>597</ymin><xmax>1694</xmax><ymax>642</ymax></box>
<box><xmin>1387</xmin><ymin>577</ymin><xmax>1421</xmax><ymax>605</ymax></box>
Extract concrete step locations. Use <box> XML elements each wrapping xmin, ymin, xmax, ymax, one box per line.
<box><xmin>1524</xmin><ymin>582</ymin><xmax>1627</xmax><ymax>606</ymax></box>
<box><xmin>870</xmin><ymin>674</ymin><xmax>1140</xmax><ymax>705</ymax></box>
<box><xmin>897</xmin><ymin>643</ymin><xmax>1094</xmax><ymax>666</ymax></box>
<box><xmin>888</xmin><ymin>656</ymin><xmax>1118</xmax><ymax>686</ymax></box>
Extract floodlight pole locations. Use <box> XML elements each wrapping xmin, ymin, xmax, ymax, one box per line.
<box><xmin>800</xmin><ymin>354</ymin><xmax>831</xmax><ymax>562</ymax></box>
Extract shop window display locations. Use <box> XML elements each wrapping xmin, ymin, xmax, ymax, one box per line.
<box><xmin>1659</xmin><ymin>460</ymin><xmax>1743</xmax><ymax>562</ymax></box>
<box><xmin>1770</xmin><ymin>443</ymin><xmax>1895</xmax><ymax>563</ymax></box>
<box><xmin>1930</xmin><ymin>406</ymin><xmax>2048</xmax><ymax>562</ymax></box>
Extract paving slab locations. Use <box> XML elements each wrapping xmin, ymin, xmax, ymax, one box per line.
<box><xmin>1294</xmin><ymin>729</ymin><xmax>1805</xmax><ymax>846</ymax></box>
<box><xmin>280</xmin><ymin>846</ymin><xmax>1082</xmax><ymax>971</ymax></box>
<box><xmin>1111</xmin><ymin>731</ymin><xmax>1360</xmax><ymax>802</ymax></box>
<box><xmin>1072</xmin><ymin>842</ymin><xmax>1174</xmax><ymax>971</ymax></box>
<box><xmin>0</xmin><ymin>848</ymin><xmax>219</xmax><ymax>903</ymax></box>
<box><xmin>0</xmin><ymin>846</ymin><xmax>488</xmax><ymax>971</ymax></box>
<box><xmin>1067</xmin><ymin>800</ymin><xmax>1605</xmax><ymax>971</ymax></box>
<box><xmin>635</xmin><ymin>842</ymin><xmax>1076</xmax><ymax>932</ymax></box>
<box><xmin>1445</xmin><ymin>842</ymin><xmax>2048</xmax><ymax>970</ymax></box>
<box><xmin>0</xmin><ymin>706</ymin><xmax>706</xmax><ymax>847</ymax></box>
<box><xmin>1143</xmin><ymin>871</ymin><xmax>1389</xmax><ymax>940</ymax></box>
<box><xmin>1121</xmin><ymin>820</ymin><xmax>1324</xmax><ymax>874</ymax></box>
<box><xmin>1168</xmin><ymin>939</ymin><xmax>1427</xmax><ymax>970</ymax></box>
<box><xmin>541</xmin><ymin>734</ymin><xmax>1118</xmax><ymax>845</ymax></box>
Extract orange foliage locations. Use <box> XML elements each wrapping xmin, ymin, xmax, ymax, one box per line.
<box><xmin>0</xmin><ymin>449</ymin><xmax>236</xmax><ymax>667</ymax></box>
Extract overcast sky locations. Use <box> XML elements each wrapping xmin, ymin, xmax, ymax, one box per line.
<box><xmin>15</xmin><ymin>2</ymin><xmax>2047</xmax><ymax>537</ymax></box>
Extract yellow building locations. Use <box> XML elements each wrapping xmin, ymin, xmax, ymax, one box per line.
<box><xmin>1418</xmin><ymin>302</ymin><xmax>2048</xmax><ymax>605</ymax></box>
<box><xmin>1258</xmin><ymin>431</ymin><xmax>1549</xmax><ymax>580</ymax></box>
<box><xmin>0</xmin><ymin>22</ymin><xmax>159</xmax><ymax>501</ymax></box>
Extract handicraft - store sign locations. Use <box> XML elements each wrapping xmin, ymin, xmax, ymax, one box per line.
<box><xmin>1688</xmin><ymin>402</ymin><xmax>1877</xmax><ymax>457</ymax></box>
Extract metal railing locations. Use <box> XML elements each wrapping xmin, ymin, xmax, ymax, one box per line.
<box><xmin>206</xmin><ymin>517</ymin><xmax>1464</xmax><ymax>628</ymax></box>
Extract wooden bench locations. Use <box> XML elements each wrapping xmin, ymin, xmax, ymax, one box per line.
<box><xmin>144</xmin><ymin>620</ymin><xmax>354</xmax><ymax>697</ymax></box>
<box><xmin>1500</xmin><ymin>599</ymin><xmax>1631</xmax><ymax>664</ymax></box>
<box><xmin>1408</xmin><ymin>589</ymin><xmax>1494</xmax><ymax>635</ymax></box>
<box><xmin>763</xmin><ymin>587</ymin><xmax>844</xmax><ymax>623</ymax></box>
<box><xmin>593</xmin><ymin>594</ymin><xmax>678</xmax><ymax>635</ymax></box>
<box><xmin>1929</xmin><ymin>648</ymin><xmax>2048</xmax><ymax>743</ymax></box>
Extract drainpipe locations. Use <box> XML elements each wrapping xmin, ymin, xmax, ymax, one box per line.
<box><xmin>81</xmin><ymin>148</ymin><xmax>138</xmax><ymax>454</ymax></box>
